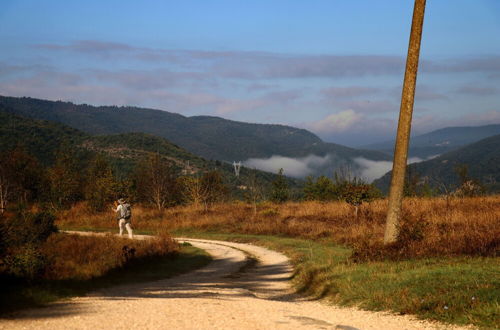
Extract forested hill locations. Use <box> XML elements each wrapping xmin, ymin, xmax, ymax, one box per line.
<box><xmin>363</xmin><ymin>124</ymin><xmax>500</xmax><ymax>158</ymax></box>
<box><xmin>0</xmin><ymin>96</ymin><xmax>390</xmax><ymax>166</ymax></box>
<box><xmin>0</xmin><ymin>110</ymin><xmax>201</xmax><ymax>168</ymax></box>
<box><xmin>0</xmin><ymin>111</ymin><xmax>297</xmax><ymax>191</ymax></box>
<box><xmin>373</xmin><ymin>134</ymin><xmax>500</xmax><ymax>193</ymax></box>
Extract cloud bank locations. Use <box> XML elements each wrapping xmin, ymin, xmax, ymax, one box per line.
<box><xmin>353</xmin><ymin>156</ymin><xmax>429</xmax><ymax>183</ymax></box>
<box><xmin>244</xmin><ymin>154</ymin><xmax>332</xmax><ymax>178</ymax></box>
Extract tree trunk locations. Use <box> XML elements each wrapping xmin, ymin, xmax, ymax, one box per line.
<box><xmin>384</xmin><ymin>0</ymin><xmax>426</xmax><ymax>244</ymax></box>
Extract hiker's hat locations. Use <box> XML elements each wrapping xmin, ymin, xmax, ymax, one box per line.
<box><xmin>118</xmin><ymin>198</ymin><xmax>126</xmax><ymax>204</ymax></box>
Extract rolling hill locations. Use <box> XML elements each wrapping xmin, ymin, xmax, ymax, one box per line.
<box><xmin>373</xmin><ymin>134</ymin><xmax>500</xmax><ymax>193</ymax></box>
<box><xmin>0</xmin><ymin>111</ymin><xmax>299</xmax><ymax>194</ymax></box>
<box><xmin>0</xmin><ymin>95</ymin><xmax>390</xmax><ymax>177</ymax></box>
<box><xmin>363</xmin><ymin>124</ymin><xmax>500</xmax><ymax>159</ymax></box>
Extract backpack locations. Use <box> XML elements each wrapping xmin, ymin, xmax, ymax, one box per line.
<box><xmin>121</xmin><ymin>203</ymin><xmax>132</xmax><ymax>220</ymax></box>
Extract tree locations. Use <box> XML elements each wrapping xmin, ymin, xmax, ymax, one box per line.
<box><xmin>343</xmin><ymin>183</ymin><xmax>376</xmax><ymax>217</ymax></box>
<box><xmin>180</xmin><ymin>175</ymin><xmax>207</xmax><ymax>208</ymax></box>
<box><xmin>270</xmin><ymin>168</ymin><xmax>289</xmax><ymax>203</ymax></box>
<box><xmin>134</xmin><ymin>154</ymin><xmax>179</xmax><ymax>210</ymax></box>
<box><xmin>303</xmin><ymin>175</ymin><xmax>337</xmax><ymax>201</ymax></box>
<box><xmin>385</xmin><ymin>0</ymin><xmax>426</xmax><ymax>244</ymax></box>
<box><xmin>47</xmin><ymin>148</ymin><xmax>83</xmax><ymax>209</ymax></box>
<box><xmin>84</xmin><ymin>154</ymin><xmax>116</xmax><ymax>212</ymax></box>
<box><xmin>200</xmin><ymin>170</ymin><xmax>228</xmax><ymax>207</ymax></box>
<box><xmin>0</xmin><ymin>148</ymin><xmax>41</xmax><ymax>212</ymax></box>
<box><xmin>181</xmin><ymin>170</ymin><xmax>227</xmax><ymax>210</ymax></box>
<box><xmin>0</xmin><ymin>154</ymin><xmax>14</xmax><ymax>214</ymax></box>
<box><xmin>244</xmin><ymin>170</ymin><xmax>265</xmax><ymax>216</ymax></box>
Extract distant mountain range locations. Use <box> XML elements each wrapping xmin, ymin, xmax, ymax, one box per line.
<box><xmin>0</xmin><ymin>111</ymin><xmax>298</xmax><ymax>194</ymax></box>
<box><xmin>0</xmin><ymin>95</ymin><xmax>390</xmax><ymax>177</ymax></box>
<box><xmin>363</xmin><ymin>124</ymin><xmax>500</xmax><ymax>159</ymax></box>
<box><xmin>373</xmin><ymin>134</ymin><xmax>500</xmax><ymax>193</ymax></box>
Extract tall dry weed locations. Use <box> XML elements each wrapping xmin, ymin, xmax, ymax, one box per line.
<box><xmin>56</xmin><ymin>196</ymin><xmax>500</xmax><ymax>260</ymax></box>
<box><xmin>41</xmin><ymin>233</ymin><xmax>178</xmax><ymax>280</ymax></box>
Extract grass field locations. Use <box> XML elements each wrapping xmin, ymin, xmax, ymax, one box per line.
<box><xmin>58</xmin><ymin>196</ymin><xmax>499</xmax><ymax>259</ymax></box>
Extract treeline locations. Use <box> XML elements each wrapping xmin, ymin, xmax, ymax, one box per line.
<box><xmin>0</xmin><ymin>145</ymin><xmax>386</xmax><ymax>215</ymax></box>
<box><xmin>0</xmin><ymin>147</ymin><xmax>229</xmax><ymax>213</ymax></box>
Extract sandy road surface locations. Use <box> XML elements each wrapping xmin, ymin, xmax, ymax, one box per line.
<box><xmin>1</xmin><ymin>234</ymin><xmax>469</xmax><ymax>330</ymax></box>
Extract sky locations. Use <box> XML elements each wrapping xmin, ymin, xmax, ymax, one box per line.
<box><xmin>1</xmin><ymin>0</ymin><xmax>500</xmax><ymax>147</ymax></box>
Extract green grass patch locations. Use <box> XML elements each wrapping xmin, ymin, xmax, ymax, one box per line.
<box><xmin>0</xmin><ymin>244</ymin><xmax>211</xmax><ymax>315</ymax></box>
<box><xmin>173</xmin><ymin>229</ymin><xmax>500</xmax><ymax>329</ymax></box>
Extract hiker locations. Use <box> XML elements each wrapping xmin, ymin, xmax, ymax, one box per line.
<box><xmin>112</xmin><ymin>198</ymin><xmax>133</xmax><ymax>238</ymax></box>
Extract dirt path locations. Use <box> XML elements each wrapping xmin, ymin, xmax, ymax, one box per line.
<box><xmin>0</xmin><ymin>235</ymin><xmax>469</xmax><ymax>330</ymax></box>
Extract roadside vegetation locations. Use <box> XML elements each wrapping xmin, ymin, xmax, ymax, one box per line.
<box><xmin>0</xmin><ymin>215</ymin><xmax>210</xmax><ymax>314</ymax></box>
<box><xmin>171</xmin><ymin>232</ymin><xmax>498</xmax><ymax>329</ymax></box>
<box><xmin>59</xmin><ymin>196</ymin><xmax>499</xmax><ymax>260</ymax></box>
<box><xmin>56</xmin><ymin>196</ymin><xmax>500</xmax><ymax>328</ymax></box>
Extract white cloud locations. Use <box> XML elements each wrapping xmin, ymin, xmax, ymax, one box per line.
<box><xmin>353</xmin><ymin>158</ymin><xmax>393</xmax><ymax>182</ymax></box>
<box><xmin>353</xmin><ymin>156</ymin><xmax>428</xmax><ymax>182</ymax></box>
<box><xmin>308</xmin><ymin>110</ymin><xmax>364</xmax><ymax>134</ymax></box>
<box><xmin>244</xmin><ymin>154</ymin><xmax>332</xmax><ymax>178</ymax></box>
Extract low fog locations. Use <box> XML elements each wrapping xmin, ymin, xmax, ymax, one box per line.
<box><xmin>244</xmin><ymin>153</ymin><xmax>439</xmax><ymax>182</ymax></box>
<box><xmin>353</xmin><ymin>155</ymin><xmax>438</xmax><ymax>183</ymax></box>
<box><xmin>244</xmin><ymin>154</ymin><xmax>333</xmax><ymax>178</ymax></box>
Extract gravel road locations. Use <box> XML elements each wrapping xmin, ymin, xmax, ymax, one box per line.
<box><xmin>0</xmin><ymin>235</ymin><xmax>469</xmax><ymax>330</ymax></box>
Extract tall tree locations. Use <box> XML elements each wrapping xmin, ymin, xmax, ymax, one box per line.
<box><xmin>270</xmin><ymin>168</ymin><xmax>290</xmax><ymax>203</ymax></box>
<box><xmin>134</xmin><ymin>153</ymin><xmax>179</xmax><ymax>210</ymax></box>
<box><xmin>200</xmin><ymin>170</ymin><xmax>228</xmax><ymax>208</ymax></box>
<box><xmin>47</xmin><ymin>148</ymin><xmax>83</xmax><ymax>208</ymax></box>
<box><xmin>84</xmin><ymin>154</ymin><xmax>116</xmax><ymax>212</ymax></box>
<box><xmin>181</xmin><ymin>170</ymin><xmax>227</xmax><ymax>210</ymax></box>
<box><xmin>0</xmin><ymin>148</ymin><xmax>41</xmax><ymax>212</ymax></box>
<box><xmin>384</xmin><ymin>0</ymin><xmax>426</xmax><ymax>244</ymax></box>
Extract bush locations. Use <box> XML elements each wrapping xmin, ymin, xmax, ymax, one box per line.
<box><xmin>3</xmin><ymin>211</ymin><xmax>57</xmax><ymax>248</ymax></box>
<box><xmin>0</xmin><ymin>210</ymin><xmax>57</xmax><ymax>280</ymax></box>
<box><xmin>4</xmin><ymin>244</ymin><xmax>46</xmax><ymax>280</ymax></box>
<box><xmin>303</xmin><ymin>176</ymin><xmax>338</xmax><ymax>201</ymax></box>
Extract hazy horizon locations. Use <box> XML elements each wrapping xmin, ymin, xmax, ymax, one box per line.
<box><xmin>1</xmin><ymin>1</ymin><xmax>499</xmax><ymax>146</ymax></box>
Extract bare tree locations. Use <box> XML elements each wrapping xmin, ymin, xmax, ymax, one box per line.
<box><xmin>384</xmin><ymin>0</ymin><xmax>426</xmax><ymax>244</ymax></box>
<box><xmin>181</xmin><ymin>170</ymin><xmax>227</xmax><ymax>211</ymax></box>
<box><xmin>181</xmin><ymin>175</ymin><xmax>207</xmax><ymax>209</ymax></box>
<box><xmin>245</xmin><ymin>170</ymin><xmax>265</xmax><ymax>216</ymax></box>
<box><xmin>135</xmin><ymin>153</ymin><xmax>178</xmax><ymax>210</ymax></box>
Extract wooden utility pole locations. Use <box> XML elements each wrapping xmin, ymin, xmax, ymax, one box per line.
<box><xmin>384</xmin><ymin>0</ymin><xmax>426</xmax><ymax>244</ymax></box>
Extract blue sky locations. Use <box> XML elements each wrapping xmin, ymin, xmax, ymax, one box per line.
<box><xmin>1</xmin><ymin>0</ymin><xmax>499</xmax><ymax>146</ymax></box>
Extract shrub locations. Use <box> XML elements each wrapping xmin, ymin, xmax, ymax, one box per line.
<box><xmin>3</xmin><ymin>211</ymin><xmax>57</xmax><ymax>248</ymax></box>
<box><xmin>0</xmin><ymin>209</ymin><xmax>57</xmax><ymax>280</ymax></box>
<box><xmin>303</xmin><ymin>176</ymin><xmax>338</xmax><ymax>201</ymax></box>
<box><xmin>4</xmin><ymin>244</ymin><xmax>46</xmax><ymax>280</ymax></box>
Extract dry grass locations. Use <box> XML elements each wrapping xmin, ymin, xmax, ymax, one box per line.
<box><xmin>57</xmin><ymin>196</ymin><xmax>500</xmax><ymax>260</ymax></box>
<box><xmin>41</xmin><ymin>232</ymin><xmax>179</xmax><ymax>280</ymax></box>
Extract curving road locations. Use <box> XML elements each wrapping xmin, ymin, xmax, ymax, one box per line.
<box><xmin>0</xmin><ymin>235</ymin><xmax>468</xmax><ymax>329</ymax></box>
